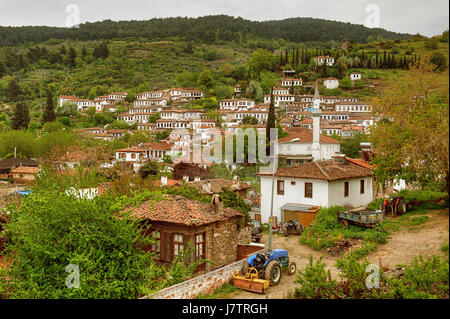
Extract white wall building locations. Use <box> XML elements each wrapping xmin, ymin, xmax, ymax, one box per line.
<box><xmin>323</xmin><ymin>78</ymin><xmax>340</xmax><ymax>89</ymax></box>
<box><xmin>350</xmin><ymin>72</ymin><xmax>362</xmax><ymax>81</ymax></box>
<box><xmin>258</xmin><ymin>156</ymin><xmax>374</xmax><ymax>224</ymax></box>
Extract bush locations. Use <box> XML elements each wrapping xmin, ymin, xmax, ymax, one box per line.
<box><xmin>299</xmin><ymin>206</ymin><xmax>389</xmax><ymax>250</ymax></box>
<box><xmin>394</xmin><ymin>189</ymin><xmax>447</xmax><ymax>203</ymax></box>
<box><xmin>1</xmin><ymin>190</ymin><xmax>153</xmax><ymax>298</ymax></box>
<box><xmin>293</xmin><ymin>254</ymin><xmax>449</xmax><ymax>299</ymax></box>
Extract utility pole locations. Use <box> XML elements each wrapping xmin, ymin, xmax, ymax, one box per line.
<box><xmin>267</xmin><ymin>142</ymin><xmax>277</xmax><ymax>254</ymax></box>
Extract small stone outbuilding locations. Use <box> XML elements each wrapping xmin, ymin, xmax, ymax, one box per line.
<box><xmin>124</xmin><ymin>195</ymin><xmax>251</xmax><ymax>273</ymax></box>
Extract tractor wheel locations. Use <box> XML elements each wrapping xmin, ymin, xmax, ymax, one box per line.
<box><xmin>265</xmin><ymin>260</ymin><xmax>282</xmax><ymax>286</ymax></box>
<box><xmin>288</xmin><ymin>262</ymin><xmax>297</xmax><ymax>275</ymax></box>
<box><xmin>397</xmin><ymin>198</ymin><xmax>407</xmax><ymax>215</ymax></box>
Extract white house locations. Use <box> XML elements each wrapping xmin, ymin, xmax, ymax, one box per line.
<box><xmin>258</xmin><ymin>154</ymin><xmax>374</xmax><ymax>224</ymax></box>
<box><xmin>219</xmin><ymin>98</ymin><xmax>255</xmax><ymax>111</ymax></box>
<box><xmin>323</xmin><ymin>77</ymin><xmax>339</xmax><ymax>89</ymax></box>
<box><xmin>350</xmin><ymin>72</ymin><xmax>362</xmax><ymax>81</ymax></box>
<box><xmin>315</xmin><ymin>56</ymin><xmax>335</xmax><ymax>66</ymax></box>
<box><xmin>281</xmin><ymin>78</ymin><xmax>302</xmax><ymax>87</ymax></box>
<box><xmin>335</xmin><ymin>102</ymin><xmax>372</xmax><ymax>113</ymax></box>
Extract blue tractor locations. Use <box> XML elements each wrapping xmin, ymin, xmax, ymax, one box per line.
<box><xmin>242</xmin><ymin>249</ymin><xmax>296</xmax><ymax>286</ymax></box>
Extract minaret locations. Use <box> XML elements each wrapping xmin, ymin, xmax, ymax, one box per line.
<box><xmin>311</xmin><ymin>82</ymin><xmax>321</xmax><ymax>161</ymax></box>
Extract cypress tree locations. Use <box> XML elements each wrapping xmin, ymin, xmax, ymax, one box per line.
<box><xmin>43</xmin><ymin>90</ymin><xmax>57</xmax><ymax>123</ymax></box>
<box><xmin>7</xmin><ymin>78</ymin><xmax>22</xmax><ymax>102</ymax></box>
<box><xmin>266</xmin><ymin>87</ymin><xmax>276</xmax><ymax>153</ymax></box>
<box><xmin>67</xmin><ymin>47</ymin><xmax>77</xmax><ymax>67</ymax></box>
<box><xmin>0</xmin><ymin>61</ymin><xmax>6</xmax><ymax>78</ymax></box>
<box><xmin>12</xmin><ymin>102</ymin><xmax>30</xmax><ymax>130</ymax></box>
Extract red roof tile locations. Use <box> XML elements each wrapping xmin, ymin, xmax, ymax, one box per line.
<box><xmin>124</xmin><ymin>195</ymin><xmax>242</xmax><ymax>226</ymax></box>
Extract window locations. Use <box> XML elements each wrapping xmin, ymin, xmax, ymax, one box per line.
<box><xmin>277</xmin><ymin>180</ymin><xmax>285</xmax><ymax>195</ymax></box>
<box><xmin>344</xmin><ymin>182</ymin><xmax>349</xmax><ymax>197</ymax></box>
<box><xmin>195</xmin><ymin>233</ymin><xmax>205</xmax><ymax>260</ymax></box>
<box><xmin>290</xmin><ymin>181</ymin><xmax>296</xmax><ymax>186</ymax></box>
<box><xmin>150</xmin><ymin>230</ymin><xmax>160</xmax><ymax>259</ymax></box>
<box><xmin>360</xmin><ymin>180</ymin><xmax>365</xmax><ymax>194</ymax></box>
<box><xmin>305</xmin><ymin>182</ymin><xmax>313</xmax><ymax>198</ymax></box>
<box><xmin>173</xmin><ymin>234</ymin><xmax>184</xmax><ymax>258</ymax></box>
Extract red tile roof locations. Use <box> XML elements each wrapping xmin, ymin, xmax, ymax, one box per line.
<box><xmin>123</xmin><ymin>195</ymin><xmax>242</xmax><ymax>226</ymax></box>
<box><xmin>258</xmin><ymin>160</ymin><xmax>372</xmax><ymax>181</ymax></box>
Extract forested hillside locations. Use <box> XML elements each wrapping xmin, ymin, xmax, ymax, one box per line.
<box><xmin>0</xmin><ymin>15</ymin><xmax>411</xmax><ymax>46</ymax></box>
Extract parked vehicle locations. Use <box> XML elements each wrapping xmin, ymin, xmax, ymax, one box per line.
<box><xmin>337</xmin><ymin>209</ymin><xmax>384</xmax><ymax>228</ymax></box>
<box><xmin>381</xmin><ymin>196</ymin><xmax>407</xmax><ymax>217</ymax></box>
<box><xmin>233</xmin><ymin>249</ymin><xmax>296</xmax><ymax>293</ymax></box>
<box><xmin>282</xmin><ymin>220</ymin><xmax>304</xmax><ymax>236</ymax></box>
<box><xmin>251</xmin><ymin>220</ymin><xmax>263</xmax><ymax>243</ymax></box>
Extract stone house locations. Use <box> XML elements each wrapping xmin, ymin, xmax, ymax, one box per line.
<box><xmin>125</xmin><ymin>195</ymin><xmax>251</xmax><ymax>273</ymax></box>
<box><xmin>0</xmin><ymin>157</ymin><xmax>39</xmax><ymax>180</ymax></box>
<box><xmin>11</xmin><ymin>166</ymin><xmax>40</xmax><ymax>183</ymax></box>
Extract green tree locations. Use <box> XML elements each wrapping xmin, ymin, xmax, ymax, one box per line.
<box><xmin>67</xmin><ymin>47</ymin><xmax>77</xmax><ymax>67</ymax></box>
<box><xmin>0</xmin><ymin>189</ymin><xmax>152</xmax><ymax>298</ymax></box>
<box><xmin>93</xmin><ymin>41</ymin><xmax>109</xmax><ymax>59</ymax></box>
<box><xmin>335</xmin><ymin>57</ymin><xmax>348</xmax><ymax>79</ymax></box>
<box><xmin>248</xmin><ymin>48</ymin><xmax>275</xmax><ymax>80</ymax></box>
<box><xmin>197</xmin><ymin>69</ymin><xmax>213</xmax><ymax>88</ymax></box>
<box><xmin>0</xmin><ymin>61</ymin><xmax>6</xmax><ymax>78</ymax></box>
<box><xmin>7</xmin><ymin>78</ymin><xmax>22</xmax><ymax>101</ymax></box>
<box><xmin>12</xmin><ymin>102</ymin><xmax>30</xmax><ymax>130</ymax></box>
<box><xmin>340</xmin><ymin>77</ymin><xmax>353</xmax><ymax>89</ymax></box>
<box><xmin>266</xmin><ymin>87</ymin><xmax>276</xmax><ymax>148</ymax></box>
<box><xmin>42</xmin><ymin>90</ymin><xmax>57</xmax><ymax>123</ymax></box>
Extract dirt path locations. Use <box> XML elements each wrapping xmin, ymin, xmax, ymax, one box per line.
<box><xmin>230</xmin><ymin>209</ymin><xmax>449</xmax><ymax>299</ymax></box>
<box><xmin>368</xmin><ymin>211</ymin><xmax>449</xmax><ymax>268</ymax></box>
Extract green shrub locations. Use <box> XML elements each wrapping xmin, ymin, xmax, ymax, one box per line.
<box><xmin>299</xmin><ymin>206</ymin><xmax>389</xmax><ymax>251</ymax></box>
<box><xmin>293</xmin><ymin>254</ymin><xmax>449</xmax><ymax>299</ymax></box>
<box><xmin>1</xmin><ymin>190</ymin><xmax>153</xmax><ymax>298</ymax></box>
<box><xmin>394</xmin><ymin>189</ymin><xmax>447</xmax><ymax>203</ymax></box>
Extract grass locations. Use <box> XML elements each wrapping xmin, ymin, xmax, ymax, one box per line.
<box><xmin>196</xmin><ymin>283</ymin><xmax>239</xmax><ymax>299</ymax></box>
<box><xmin>299</xmin><ymin>206</ymin><xmax>389</xmax><ymax>255</ymax></box>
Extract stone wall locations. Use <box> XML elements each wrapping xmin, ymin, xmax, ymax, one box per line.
<box><xmin>144</xmin><ymin>246</ymin><xmax>265</xmax><ymax>299</ymax></box>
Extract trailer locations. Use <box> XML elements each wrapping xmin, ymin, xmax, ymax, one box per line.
<box><xmin>337</xmin><ymin>209</ymin><xmax>384</xmax><ymax>228</ymax></box>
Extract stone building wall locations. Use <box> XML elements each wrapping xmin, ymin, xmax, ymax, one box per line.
<box><xmin>144</xmin><ymin>246</ymin><xmax>266</xmax><ymax>299</ymax></box>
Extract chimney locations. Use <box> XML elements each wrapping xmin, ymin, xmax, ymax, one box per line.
<box><xmin>360</xmin><ymin>142</ymin><xmax>373</xmax><ymax>162</ymax></box>
<box><xmin>332</xmin><ymin>153</ymin><xmax>347</xmax><ymax>165</ymax></box>
<box><xmin>211</xmin><ymin>194</ymin><xmax>224</xmax><ymax>215</ymax></box>
<box><xmin>161</xmin><ymin>175</ymin><xmax>168</xmax><ymax>186</ymax></box>
<box><xmin>202</xmin><ymin>180</ymin><xmax>212</xmax><ymax>194</ymax></box>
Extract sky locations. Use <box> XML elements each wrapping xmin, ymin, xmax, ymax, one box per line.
<box><xmin>0</xmin><ymin>0</ymin><xmax>448</xmax><ymax>36</ymax></box>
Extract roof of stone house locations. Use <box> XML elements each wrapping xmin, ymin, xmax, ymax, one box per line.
<box><xmin>123</xmin><ymin>195</ymin><xmax>242</xmax><ymax>226</ymax></box>
<box><xmin>278</xmin><ymin>128</ymin><xmax>341</xmax><ymax>144</ymax></box>
<box><xmin>11</xmin><ymin>166</ymin><xmax>39</xmax><ymax>174</ymax></box>
<box><xmin>0</xmin><ymin>157</ymin><xmax>39</xmax><ymax>169</ymax></box>
<box><xmin>154</xmin><ymin>179</ymin><xmax>183</xmax><ymax>187</ymax></box>
<box><xmin>188</xmin><ymin>178</ymin><xmax>251</xmax><ymax>194</ymax></box>
<box><xmin>140</xmin><ymin>142</ymin><xmax>172</xmax><ymax>151</ymax></box>
<box><xmin>258</xmin><ymin>160</ymin><xmax>372</xmax><ymax>181</ymax></box>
